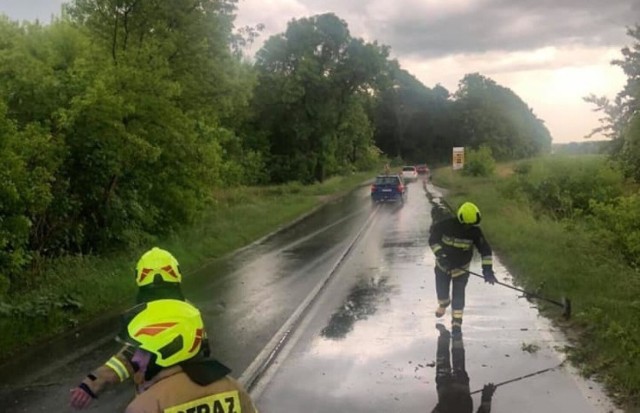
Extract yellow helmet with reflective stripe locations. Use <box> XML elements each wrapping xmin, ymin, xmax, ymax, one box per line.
<box><xmin>457</xmin><ymin>202</ymin><xmax>481</xmax><ymax>225</ymax></box>
<box><xmin>118</xmin><ymin>299</ymin><xmax>204</xmax><ymax>367</ymax></box>
<box><xmin>135</xmin><ymin>247</ymin><xmax>182</xmax><ymax>287</ymax></box>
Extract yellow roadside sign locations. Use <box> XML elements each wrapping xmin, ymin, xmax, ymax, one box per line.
<box><xmin>452</xmin><ymin>147</ymin><xmax>464</xmax><ymax>170</ymax></box>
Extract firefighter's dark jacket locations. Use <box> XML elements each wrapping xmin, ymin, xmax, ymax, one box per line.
<box><xmin>429</xmin><ymin>217</ymin><xmax>493</xmax><ymax>276</ymax></box>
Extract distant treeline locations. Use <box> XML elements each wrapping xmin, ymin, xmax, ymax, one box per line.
<box><xmin>552</xmin><ymin>140</ymin><xmax>611</xmax><ymax>155</ymax></box>
<box><xmin>0</xmin><ymin>1</ymin><xmax>554</xmax><ymax>293</ymax></box>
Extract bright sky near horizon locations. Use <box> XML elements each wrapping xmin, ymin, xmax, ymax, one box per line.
<box><xmin>1</xmin><ymin>0</ymin><xmax>638</xmax><ymax>143</ymax></box>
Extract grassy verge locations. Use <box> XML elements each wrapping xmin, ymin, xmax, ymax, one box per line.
<box><xmin>0</xmin><ymin>172</ymin><xmax>374</xmax><ymax>362</ymax></box>
<box><xmin>432</xmin><ymin>161</ymin><xmax>640</xmax><ymax>410</ymax></box>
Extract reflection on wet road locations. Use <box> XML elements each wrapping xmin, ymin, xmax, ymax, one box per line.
<box><xmin>0</xmin><ymin>179</ymin><xmax>621</xmax><ymax>412</ymax></box>
<box><xmin>253</xmin><ymin>180</ymin><xmax>621</xmax><ymax>413</ymax></box>
<box><xmin>433</xmin><ymin>323</ymin><xmax>495</xmax><ymax>412</ymax></box>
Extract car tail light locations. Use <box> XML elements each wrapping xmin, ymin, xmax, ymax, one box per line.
<box><xmin>397</xmin><ymin>184</ymin><xmax>404</xmax><ymax>192</ymax></box>
<box><xmin>371</xmin><ymin>184</ymin><xmax>376</xmax><ymax>192</ymax></box>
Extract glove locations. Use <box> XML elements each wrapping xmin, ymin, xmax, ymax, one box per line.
<box><xmin>481</xmin><ymin>383</ymin><xmax>496</xmax><ymax>401</ymax></box>
<box><xmin>483</xmin><ymin>267</ymin><xmax>497</xmax><ymax>285</ymax></box>
<box><xmin>69</xmin><ymin>381</ymin><xmax>97</xmax><ymax>410</ymax></box>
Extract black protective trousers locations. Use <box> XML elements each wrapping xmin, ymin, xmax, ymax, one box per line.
<box><xmin>435</xmin><ymin>266</ymin><xmax>469</xmax><ymax>322</ymax></box>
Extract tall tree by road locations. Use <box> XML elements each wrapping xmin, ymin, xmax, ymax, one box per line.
<box><xmin>586</xmin><ymin>25</ymin><xmax>640</xmax><ymax>179</ymax></box>
<box><xmin>251</xmin><ymin>13</ymin><xmax>389</xmax><ymax>183</ymax></box>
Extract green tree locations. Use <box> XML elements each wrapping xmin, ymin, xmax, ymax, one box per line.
<box><xmin>454</xmin><ymin>73</ymin><xmax>552</xmax><ymax>160</ymax></box>
<box><xmin>372</xmin><ymin>68</ymin><xmax>549</xmax><ymax>166</ymax></box>
<box><xmin>252</xmin><ymin>13</ymin><xmax>389</xmax><ymax>182</ymax></box>
<box><xmin>0</xmin><ymin>101</ymin><xmax>61</xmax><ymax>291</ymax></box>
<box><xmin>0</xmin><ymin>17</ymin><xmax>86</xmax><ymax>281</ymax></box>
<box><xmin>373</xmin><ymin>63</ymin><xmax>443</xmax><ymax>161</ymax></box>
<box><xmin>0</xmin><ymin>1</ymin><xmax>256</xmax><ymax>278</ymax></box>
<box><xmin>34</xmin><ymin>0</ymin><xmax>258</xmax><ymax>252</ymax></box>
<box><xmin>586</xmin><ymin>25</ymin><xmax>640</xmax><ymax>179</ymax></box>
<box><xmin>64</xmin><ymin>0</ymin><xmax>250</xmax><ymax>122</ymax></box>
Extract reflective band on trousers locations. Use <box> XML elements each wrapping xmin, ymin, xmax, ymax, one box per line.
<box><xmin>482</xmin><ymin>255</ymin><xmax>493</xmax><ymax>265</ymax></box>
<box><xmin>106</xmin><ymin>357</ymin><xmax>130</xmax><ymax>382</ymax></box>
<box><xmin>436</xmin><ymin>261</ymin><xmax>469</xmax><ymax>277</ymax></box>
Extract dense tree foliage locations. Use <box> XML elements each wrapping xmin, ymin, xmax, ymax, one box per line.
<box><xmin>251</xmin><ymin>13</ymin><xmax>389</xmax><ymax>183</ymax></box>
<box><xmin>580</xmin><ymin>24</ymin><xmax>640</xmax><ymax>271</ymax></box>
<box><xmin>586</xmin><ymin>25</ymin><xmax>640</xmax><ymax>178</ymax></box>
<box><xmin>373</xmin><ymin>69</ymin><xmax>551</xmax><ymax>164</ymax></box>
<box><xmin>374</xmin><ymin>65</ymin><xmax>455</xmax><ymax>163</ymax></box>
<box><xmin>453</xmin><ymin>73</ymin><xmax>552</xmax><ymax>159</ymax></box>
<box><xmin>0</xmin><ymin>4</ymin><xmax>552</xmax><ymax>293</ymax></box>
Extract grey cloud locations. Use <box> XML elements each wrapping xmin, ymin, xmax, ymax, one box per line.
<box><xmin>296</xmin><ymin>0</ymin><xmax>639</xmax><ymax>58</ymax></box>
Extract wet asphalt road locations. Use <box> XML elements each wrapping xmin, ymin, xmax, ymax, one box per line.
<box><xmin>0</xmin><ymin>178</ymin><xmax>621</xmax><ymax>412</ymax></box>
<box><xmin>252</xmin><ymin>181</ymin><xmax>620</xmax><ymax>412</ymax></box>
<box><xmin>0</xmin><ymin>186</ymin><xmax>370</xmax><ymax>412</ymax></box>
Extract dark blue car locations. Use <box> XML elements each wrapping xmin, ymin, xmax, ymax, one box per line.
<box><xmin>371</xmin><ymin>174</ymin><xmax>407</xmax><ymax>204</ymax></box>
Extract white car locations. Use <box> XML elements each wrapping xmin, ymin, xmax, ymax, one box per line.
<box><xmin>401</xmin><ymin>166</ymin><xmax>418</xmax><ymax>182</ymax></box>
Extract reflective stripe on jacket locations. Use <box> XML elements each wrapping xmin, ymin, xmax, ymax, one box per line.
<box><xmin>429</xmin><ymin>217</ymin><xmax>493</xmax><ymax>271</ymax></box>
<box><xmin>125</xmin><ymin>367</ymin><xmax>258</xmax><ymax>413</ymax></box>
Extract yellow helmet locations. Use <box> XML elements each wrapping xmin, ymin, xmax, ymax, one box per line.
<box><xmin>457</xmin><ymin>202</ymin><xmax>481</xmax><ymax>225</ymax></box>
<box><xmin>118</xmin><ymin>299</ymin><xmax>204</xmax><ymax>367</ymax></box>
<box><xmin>135</xmin><ymin>247</ymin><xmax>182</xmax><ymax>287</ymax></box>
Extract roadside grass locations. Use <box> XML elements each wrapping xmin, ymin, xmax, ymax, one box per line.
<box><xmin>0</xmin><ymin>171</ymin><xmax>374</xmax><ymax>362</ymax></box>
<box><xmin>432</xmin><ymin>160</ymin><xmax>640</xmax><ymax>410</ymax></box>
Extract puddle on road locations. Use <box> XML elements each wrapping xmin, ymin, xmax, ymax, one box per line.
<box><xmin>320</xmin><ymin>274</ymin><xmax>395</xmax><ymax>340</ymax></box>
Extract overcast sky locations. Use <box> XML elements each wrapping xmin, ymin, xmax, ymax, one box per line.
<box><xmin>1</xmin><ymin>0</ymin><xmax>638</xmax><ymax>143</ymax></box>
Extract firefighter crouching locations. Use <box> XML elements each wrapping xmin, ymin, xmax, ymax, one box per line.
<box><xmin>70</xmin><ymin>247</ymin><xmax>211</xmax><ymax>409</ymax></box>
<box><xmin>120</xmin><ymin>299</ymin><xmax>258</xmax><ymax>413</ymax></box>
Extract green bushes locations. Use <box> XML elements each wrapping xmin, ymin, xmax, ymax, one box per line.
<box><xmin>0</xmin><ymin>103</ymin><xmax>61</xmax><ymax>292</ymax></box>
<box><xmin>503</xmin><ymin>156</ymin><xmax>640</xmax><ymax>266</ymax></box>
<box><xmin>589</xmin><ymin>195</ymin><xmax>640</xmax><ymax>267</ymax></box>
<box><xmin>504</xmin><ymin>156</ymin><xmax>624</xmax><ymax>219</ymax></box>
<box><xmin>501</xmin><ymin>153</ymin><xmax>640</xmax><ymax>269</ymax></box>
<box><xmin>462</xmin><ymin>145</ymin><xmax>496</xmax><ymax>177</ymax></box>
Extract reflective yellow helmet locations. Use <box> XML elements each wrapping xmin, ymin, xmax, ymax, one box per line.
<box><xmin>118</xmin><ymin>299</ymin><xmax>204</xmax><ymax>367</ymax></box>
<box><xmin>457</xmin><ymin>202</ymin><xmax>481</xmax><ymax>225</ymax></box>
<box><xmin>135</xmin><ymin>247</ymin><xmax>182</xmax><ymax>287</ymax></box>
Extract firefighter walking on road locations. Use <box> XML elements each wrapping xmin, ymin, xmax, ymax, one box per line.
<box><xmin>429</xmin><ymin>202</ymin><xmax>496</xmax><ymax>330</ymax></box>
